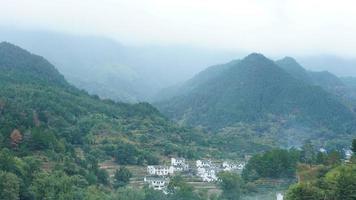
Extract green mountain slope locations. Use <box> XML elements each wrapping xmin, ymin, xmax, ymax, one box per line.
<box><xmin>0</xmin><ymin>42</ymin><xmax>218</xmax><ymax>198</ymax></box>
<box><xmin>0</xmin><ymin>41</ymin><xmax>209</xmax><ymax>167</ymax></box>
<box><xmin>276</xmin><ymin>57</ymin><xmax>356</xmax><ymax>112</ymax></box>
<box><xmin>156</xmin><ymin>53</ymin><xmax>356</xmax><ymax>135</ymax></box>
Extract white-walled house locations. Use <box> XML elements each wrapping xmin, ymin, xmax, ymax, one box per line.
<box><xmin>222</xmin><ymin>161</ymin><xmax>238</xmax><ymax>171</ymax></box>
<box><xmin>319</xmin><ymin>148</ymin><xmax>327</xmax><ymax>153</ymax></box>
<box><xmin>276</xmin><ymin>193</ymin><xmax>284</xmax><ymax>200</ymax></box>
<box><xmin>197</xmin><ymin>166</ymin><xmax>219</xmax><ymax>182</ymax></box>
<box><xmin>144</xmin><ymin>177</ymin><xmax>169</xmax><ymax>191</ymax></box>
<box><xmin>147</xmin><ymin>165</ymin><xmax>174</xmax><ymax>176</ymax></box>
<box><xmin>196</xmin><ymin>160</ymin><xmax>212</xmax><ymax>168</ymax></box>
<box><xmin>197</xmin><ymin>167</ymin><xmax>218</xmax><ymax>182</ymax></box>
<box><xmin>221</xmin><ymin>161</ymin><xmax>246</xmax><ymax>171</ymax></box>
<box><xmin>171</xmin><ymin>157</ymin><xmax>189</xmax><ymax>171</ymax></box>
<box><xmin>344</xmin><ymin>149</ymin><xmax>353</xmax><ymax>162</ymax></box>
<box><xmin>237</xmin><ymin>163</ymin><xmax>245</xmax><ymax>170</ymax></box>
<box><xmin>171</xmin><ymin>157</ymin><xmax>185</xmax><ymax>166</ymax></box>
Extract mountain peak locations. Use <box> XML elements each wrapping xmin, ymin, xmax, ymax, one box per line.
<box><xmin>279</xmin><ymin>56</ymin><xmax>298</xmax><ymax>63</ymax></box>
<box><xmin>275</xmin><ymin>56</ymin><xmax>312</xmax><ymax>83</ymax></box>
<box><xmin>239</xmin><ymin>53</ymin><xmax>276</xmax><ymax>68</ymax></box>
<box><xmin>244</xmin><ymin>53</ymin><xmax>268</xmax><ymax>61</ymax></box>
<box><xmin>276</xmin><ymin>57</ymin><xmax>305</xmax><ymax>69</ymax></box>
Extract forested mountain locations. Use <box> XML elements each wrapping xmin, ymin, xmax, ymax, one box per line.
<box><xmin>0</xmin><ymin>42</ymin><xmax>213</xmax><ymax>199</ymax></box>
<box><xmin>156</xmin><ymin>54</ymin><xmax>356</xmax><ymax>137</ymax></box>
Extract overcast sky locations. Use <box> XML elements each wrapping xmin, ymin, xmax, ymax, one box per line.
<box><xmin>1</xmin><ymin>0</ymin><xmax>356</xmax><ymax>57</ymax></box>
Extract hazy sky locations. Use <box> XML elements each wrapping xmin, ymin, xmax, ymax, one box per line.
<box><xmin>1</xmin><ymin>0</ymin><xmax>356</xmax><ymax>57</ymax></box>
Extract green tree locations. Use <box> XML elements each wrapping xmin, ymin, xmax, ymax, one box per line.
<box><xmin>352</xmin><ymin>139</ymin><xmax>356</xmax><ymax>154</ymax></box>
<box><xmin>315</xmin><ymin>152</ymin><xmax>327</xmax><ymax>165</ymax></box>
<box><xmin>114</xmin><ymin>187</ymin><xmax>145</xmax><ymax>200</ymax></box>
<box><xmin>167</xmin><ymin>175</ymin><xmax>201</xmax><ymax>200</ymax></box>
<box><xmin>300</xmin><ymin>141</ymin><xmax>316</xmax><ymax>165</ymax></box>
<box><xmin>114</xmin><ymin>143</ymin><xmax>139</xmax><ymax>165</ymax></box>
<box><xmin>0</xmin><ymin>148</ymin><xmax>16</xmax><ymax>172</ymax></box>
<box><xmin>143</xmin><ymin>186</ymin><xmax>166</xmax><ymax>200</ymax></box>
<box><xmin>114</xmin><ymin>167</ymin><xmax>132</xmax><ymax>188</ymax></box>
<box><xmin>218</xmin><ymin>172</ymin><xmax>243</xmax><ymax>200</ymax></box>
<box><xmin>29</xmin><ymin>128</ymin><xmax>57</xmax><ymax>150</ymax></box>
<box><xmin>325</xmin><ymin>151</ymin><xmax>341</xmax><ymax>166</ymax></box>
<box><xmin>242</xmin><ymin>149</ymin><xmax>298</xmax><ymax>181</ymax></box>
<box><xmin>97</xmin><ymin>169</ymin><xmax>109</xmax><ymax>186</ymax></box>
<box><xmin>325</xmin><ymin>165</ymin><xmax>356</xmax><ymax>200</ymax></box>
<box><xmin>0</xmin><ymin>171</ymin><xmax>20</xmax><ymax>200</ymax></box>
<box><xmin>84</xmin><ymin>186</ymin><xmax>111</xmax><ymax>200</ymax></box>
<box><xmin>285</xmin><ymin>183</ymin><xmax>324</xmax><ymax>200</ymax></box>
<box><xmin>30</xmin><ymin>171</ymin><xmax>78</xmax><ymax>200</ymax></box>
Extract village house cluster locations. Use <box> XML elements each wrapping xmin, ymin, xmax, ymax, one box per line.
<box><xmin>144</xmin><ymin>157</ymin><xmax>245</xmax><ymax>191</ymax></box>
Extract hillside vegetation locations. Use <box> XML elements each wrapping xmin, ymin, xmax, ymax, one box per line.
<box><xmin>0</xmin><ymin>42</ymin><xmax>214</xmax><ymax>199</ymax></box>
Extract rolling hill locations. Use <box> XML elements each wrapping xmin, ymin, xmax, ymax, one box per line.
<box><xmin>156</xmin><ymin>53</ymin><xmax>356</xmax><ymax>136</ymax></box>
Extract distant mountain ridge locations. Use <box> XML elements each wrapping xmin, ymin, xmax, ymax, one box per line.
<box><xmin>156</xmin><ymin>53</ymin><xmax>356</xmax><ymax>135</ymax></box>
<box><xmin>276</xmin><ymin>57</ymin><xmax>345</xmax><ymax>92</ymax></box>
<box><xmin>0</xmin><ymin>28</ymin><xmax>240</xmax><ymax>102</ymax></box>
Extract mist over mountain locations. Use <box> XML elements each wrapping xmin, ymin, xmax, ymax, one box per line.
<box><xmin>298</xmin><ymin>55</ymin><xmax>356</xmax><ymax>77</ymax></box>
<box><xmin>0</xmin><ymin>28</ymin><xmax>240</xmax><ymax>102</ymax></box>
<box><xmin>276</xmin><ymin>57</ymin><xmax>345</xmax><ymax>92</ymax></box>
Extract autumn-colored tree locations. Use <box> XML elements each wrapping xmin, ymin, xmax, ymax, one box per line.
<box><xmin>10</xmin><ymin>129</ymin><xmax>22</xmax><ymax>148</ymax></box>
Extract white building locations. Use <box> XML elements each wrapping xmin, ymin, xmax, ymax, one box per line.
<box><xmin>144</xmin><ymin>177</ymin><xmax>169</xmax><ymax>191</ymax></box>
<box><xmin>197</xmin><ymin>167</ymin><xmax>218</xmax><ymax>182</ymax></box>
<box><xmin>345</xmin><ymin>149</ymin><xmax>353</xmax><ymax>161</ymax></box>
<box><xmin>171</xmin><ymin>157</ymin><xmax>189</xmax><ymax>171</ymax></box>
<box><xmin>319</xmin><ymin>148</ymin><xmax>327</xmax><ymax>153</ymax></box>
<box><xmin>237</xmin><ymin>163</ymin><xmax>245</xmax><ymax>170</ymax></box>
<box><xmin>147</xmin><ymin>165</ymin><xmax>174</xmax><ymax>176</ymax></box>
<box><xmin>222</xmin><ymin>161</ymin><xmax>245</xmax><ymax>171</ymax></box>
<box><xmin>196</xmin><ymin>160</ymin><xmax>212</xmax><ymax>168</ymax></box>
<box><xmin>222</xmin><ymin>161</ymin><xmax>238</xmax><ymax>171</ymax></box>
<box><xmin>276</xmin><ymin>193</ymin><xmax>284</xmax><ymax>200</ymax></box>
<box><xmin>171</xmin><ymin>157</ymin><xmax>185</xmax><ymax>166</ymax></box>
